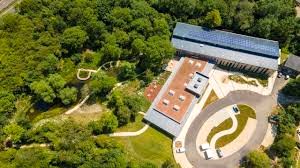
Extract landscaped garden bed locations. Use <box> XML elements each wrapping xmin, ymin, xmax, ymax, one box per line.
<box><xmin>207</xmin><ymin>104</ymin><xmax>256</xmax><ymax>148</ymax></box>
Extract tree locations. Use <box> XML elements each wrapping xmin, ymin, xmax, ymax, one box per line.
<box><xmin>271</xmin><ymin>135</ymin><xmax>296</xmax><ymax>157</ymax></box>
<box><xmin>30</xmin><ymin>80</ymin><xmax>56</xmax><ymax>103</ymax></box>
<box><xmin>285</xmin><ymin>104</ymin><xmax>300</xmax><ymax>123</ymax></box>
<box><xmin>89</xmin><ymin>71</ymin><xmax>117</xmax><ymax>96</ymax></box>
<box><xmin>89</xmin><ymin>112</ymin><xmax>118</xmax><ymax>134</ymax></box>
<box><xmin>3</xmin><ymin>123</ymin><xmax>25</xmax><ymax>143</ymax></box>
<box><xmin>58</xmin><ymin>87</ymin><xmax>78</xmax><ymax>105</ymax></box>
<box><xmin>47</xmin><ymin>73</ymin><xmax>66</xmax><ymax>92</ymax></box>
<box><xmin>282</xmin><ymin>77</ymin><xmax>300</xmax><ymax>97</ymax></box>
<box><xmin>61</xmin><ymin>26</ymin><xmax>88</xmax><ymax>52</ymax></box>
<box><xmin>118</xmin><ymin>61</ymin><xmax>136</xmax><ymax>80</ymax></box>
<box><xmin>245</xmin><ymin>150</ymin><xmax>270</xmax><ymax>168</ymax></box>
<box><xmin>0</xmin><ymin>91</ymin><xmax>16</xmax><ymax>114</ymax></box>
<box><xmin>101</xmin><ymin>43</ymin><xmax>122</xmax><ymax>62</ymax></box>
<box><xmin>205</xmin><ymin>9</ymin><xmax>222</xmax><ymax>28</ymax></box>
<box><xmin>234</xmin><ymin>0</ymin><xmax>255</xmax><ymax>32</ymax></box>
<box><xmin>141</xmin><ymin>36</ymin><xmax>175</xmax><ymax>72</ymax></box>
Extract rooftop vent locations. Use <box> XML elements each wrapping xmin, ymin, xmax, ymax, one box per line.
<box><xmin>169</xmin><ymin>90</ymin><xmax>175</xmax><ymax>96</ymax></box>
<box><xmin>189</xmin><ymin>60</ymin><xmax>194</xmax><ymax>65</ymax></box>
<box><xmin>163</xmin><ymin>99</ymin><xmax>169</xmax><ymax>105</ymax></box>
<box><xmin>179</xmin><ymin>95</ymin><xmax>186</xmax><ymax>101</ymax></box>
<box><xmin>196</xmin><ymin>62</ymin><xmax>202</xmax><ymax>67</ymax></box>
<box><xmin>194</xmin><ymin>84</ymin><xmax>199</xmax><ymax>89</ymax></box>
<box><xmin>199</xmin><ymin>44</ymin><xmax>204</xmax><ymax>47</ymax></box>
<box><xmin>173</xmin><ymin>105</ymin><xmax>180</xmax><ymax>111</ymax></box>
<box><xmin>197</xmin><ymin>78</ymin><xmax>202</xmax><ymax>82</ymax></box>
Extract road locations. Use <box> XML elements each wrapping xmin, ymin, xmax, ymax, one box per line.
<box><xmin>0</xmin><ymin>0</ymin><xmax>15</xmax><ymax>11</ymax></box>
<box><xmin>184</xmin><ymin>78</ymin><xmax>286</xmax><ymax>168</ymax></box>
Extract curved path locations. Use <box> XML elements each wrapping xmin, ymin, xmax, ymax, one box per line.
<box><xmin>185</xmin><ymin>90</ymin><xmax>276</xmax><ymax>168</ymax></box>
<box><xmin>210</xmin><ymin>110</ymin><xmax>238</xmax><ymax>149</ymax></box>
<box><xmin>109</xmin><ymin>124</ymin><xmax>149</xmax><ymax>137</ymax></box>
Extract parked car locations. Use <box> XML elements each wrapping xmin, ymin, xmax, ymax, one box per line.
<box><xmin>232</xmin><ymin>106</ymin><xmax>239</xmax><ymax>113</ymax></box>
<box><xmin>200</xmin><ymin>143</ymin><xmax>210</xmax><ymax>151</ymax></box>
<box><xmin>176</xmin><ymin>147</ymin><xmax>186</xmax><ymax>153</ymax></box>
<box><xmin>268</xmin><ymin>115</ymin><xmax>279</xmax><ymax>124</ymax></box>
<box><xmin>285</xmin><ymin>75</ymin><xmax>290</xmax><ymax>80</ymax></box>
<box><xmin>277</xmin><ymin>72</ymin><xmax>283</xmax><ymax>78</ymax></box>
<box><xmin>204</xmin><ymin>149</ymin><xmax>213</xmax><ymax>160</ymax></box>
<box><xmin>216</xmin><ymin>148</ymin><xmax>223</xmax><ymax>158</ymax></box>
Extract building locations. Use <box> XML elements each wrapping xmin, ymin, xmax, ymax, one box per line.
<box><xmin>284</xmin><ymin>54</ymin><xmax>300</xmax><ymax>77</ymax></box>
<box><xmin>144</xmin><ymin>22</ymin><xmax>281</xmax><ymax>137</ymax></box>
<box><xmin>144</xmin><ymin>57</ymin><xmax>214</xmax><ymax>136</ymax></box>
<box><xmin>172</xmin><ymin>22</ymin><xmax>280</xmax><ymax>75</ymax></box>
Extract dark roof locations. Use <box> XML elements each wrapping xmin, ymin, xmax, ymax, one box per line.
<box><xmin>285</xmin><ymin>55</ymin><xmax>300</xmax><ymax>72</ymax></box>
<box><xmin>173</xmin><ymin>22</ymin><xmax>280</xmax><ymax>58</ymax></box>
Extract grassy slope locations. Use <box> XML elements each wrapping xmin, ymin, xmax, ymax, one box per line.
<box><xmin>203</xmin><ymin>90</ymin><xmax>219</xmax><ymax>109</ymax></box>
<box><xmin>207</xmin><ymin>104</ymin><xmax>256</xmax><ymax>148</ymax></box>
<box><xmin>114</xmin><ymin>126</ymin><xmax>174</xmax><ymax>166</ymax></box>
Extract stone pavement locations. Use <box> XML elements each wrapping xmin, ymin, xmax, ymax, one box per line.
<box><xmin>173</xmin><ymin>85</ymin><xmax>214</xmax><ymax>168</ymax></box>
<box><xmin>209</xmin><ymin>69</ymin><xmax>277</xmax><ymax>98</ymax></box>
<box><xmin>261</xmin><ymin>123</ymin><xmax>276</xmax><ymax>147</ymax></box>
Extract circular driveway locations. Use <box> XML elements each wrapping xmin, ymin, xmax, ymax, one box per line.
<box><xmin>185</xmin><ymin>90</ymin><xmax>276</xmax><ymax>168</ymax></box>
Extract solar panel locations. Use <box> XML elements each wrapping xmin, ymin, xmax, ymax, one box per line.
<box><xmin>175</xmin><ymin>23</ymin><xmax>279</xmax><ymax>57</ymax></box>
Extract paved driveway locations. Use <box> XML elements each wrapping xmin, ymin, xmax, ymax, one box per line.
<box><xmin>185</xmin><ymin>90</ymin><xmax>276</xmax><ymax>168</ymax></box>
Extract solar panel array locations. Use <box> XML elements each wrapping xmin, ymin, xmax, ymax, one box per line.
<box><xmin>174</xmin><ymin>22</ymin><xmax>279</xmax><ymax>58</ymax></box>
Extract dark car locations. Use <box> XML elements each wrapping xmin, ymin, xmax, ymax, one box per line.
<box><xmin>268</xmin><ymin>115</ymin><xmax>279</xmax><ymax>124</ymax></box>
<box><xmin>216</xmin><ymin>148</ymin><xmax>223</xmax><ymax>158</ymax></box>
<box><xmin>232</xmin><ymin>106</ymin><xmax>239</xmax><ymax>113</ymax></box>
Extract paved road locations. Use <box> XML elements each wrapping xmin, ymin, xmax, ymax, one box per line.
<box><xmin>185</xmin><ymin>90</ymin><xmax>276</xmax><ymax>168</ymax></box>
<box><xmin>184</xmin><ymin>78</ymin><xmax>287</xmax><ymax>168</ymax></box>
<box><xmin>0</xmin><ymin>0</ymin><xmax>15</xmax><ymax>11</ymax></box>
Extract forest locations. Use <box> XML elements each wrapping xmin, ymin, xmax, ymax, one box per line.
<box><xmin>0</xmin><ymin>0</ymin><xmax>300</xmax><ymax>167</ymax></box>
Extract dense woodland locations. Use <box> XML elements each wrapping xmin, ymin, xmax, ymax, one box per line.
<box><xmin>0</xmin><ymin>0</ymin><xmax>300</xmax><ymax>167</ymax></box>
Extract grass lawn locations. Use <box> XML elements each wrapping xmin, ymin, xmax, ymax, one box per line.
<box><xmin>116</xmin><ymin>114</ymin><xmax>145</xmax><ymax>132</ymax></box>
<box><xmin>207</xmin><ymin>104</ymin><xmax>256</xmax><ymax>148</ymax></box>
<box><xmin>30</xmin><ymin>107</ymin><xmax>67</xmax><ymax>123</ymax></box>
<box><xmin>280</xmin><ymin>51</ymin><xmax>289</xmax><ymax>64</ymax></box>
<box><xmin>114</xmin><ymin>124</ymin><xmax>174</xmax><ymax>166</ymax></box>
<box><xmin>229</xmin><ymin>75</ymin><xmax>258</xmax><ymax>86</ymax></box>
<box><xmin>203</xmin><ymin>90</ymin><xmax>219</xmax><ymax>109</ymax></box>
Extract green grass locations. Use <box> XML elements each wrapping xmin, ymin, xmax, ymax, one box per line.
<box><xmin>30</xmin><ymin>107</ymin><xmax>67</xmax><ymax>123</ymax></box>
<box><xmin>114</xmin><ymin>125</ymin><xmax>174</xmax><ymax>166</ymax></box>
<box><xmin>280</xmin><ymin>51</ymin><xmax>289</xmax><ymax>64</ymax></box>
<box><xmin>229</xmin><ymin>75</ymin><xmax>258</xmax><ymax>86</ymax></box>
<box><xmin>203</xmin><ymin>90</ymin><xmax>219</xmax><ymax>109</ymax></box>
<box><xmin>116</xmin><ymin>114</ymin><xmax>145</xmax><ymax>132</ymax></box>
<box><xmin>207</xmin><ymin>104</ymin><xmax>256</xmax><ymax>148</ymax></box>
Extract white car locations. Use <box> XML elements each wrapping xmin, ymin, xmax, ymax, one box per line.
<box><xmin>204</xmin><ymin>149</ymin><xmax>214</xmax><ymax>160</ymax></box>
<box><xmin>200</xmin><ymin>143</ymin><xmax>210</xmax><ymax>151</ymax></box>
<box><xmin>176</xmin><ymin>147</ymin><xmax>186</xmax><ymax>153</ymax></box>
